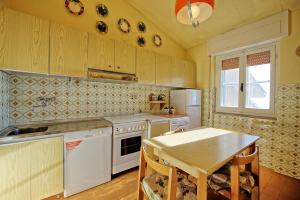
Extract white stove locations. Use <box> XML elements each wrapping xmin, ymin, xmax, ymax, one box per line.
<box><xmin>104</xmin><ymin>115</ymin><xmax>148</xmax><ymax>175</ymax></box>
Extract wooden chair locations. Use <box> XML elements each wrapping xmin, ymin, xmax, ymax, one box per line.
<box><xmin>137</xmin><ymin>146</ymin><xmax>197</xmax><ymax>200</ymax></box>
<box><xmin>207</xmin><ymin>146</ymin><xmax>259</xmax><ymax>200</ymax></box>
<box><xmin>163</xmin><ymin>127</ymin><xmax>184</xmax><ymax>136</ymax></box>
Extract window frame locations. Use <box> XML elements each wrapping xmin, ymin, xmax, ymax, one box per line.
<box><xmin>215</xmin><ymin>43</ymin><xmax>277</xmax><ymax>117</ymax></box>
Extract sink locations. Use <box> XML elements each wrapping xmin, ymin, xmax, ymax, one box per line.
<box><xmin>7</xmin><ymin>126</ymin><xmax>48</xmax><ymax>136</ymax></box>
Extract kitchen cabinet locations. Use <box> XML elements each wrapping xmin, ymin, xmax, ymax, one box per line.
<box><xmin>136</xmin><ymin>49</ymin><xmax>156</xmax><ymax>84</ymax></box>
<box><xmin>184</xmin><ymin>61</ymin><xmax>196</xmax><ymax>88</ymax></box>
<box><xmin>50</xmin><ymin>23</ymin><xmax>88</xmax><ymax>77</ymax></box>
<box><xmin>0</xmin><ymin>137</ymin><xmax>63</xmax><ymax>200</ymax></box>
<box><xmin>155</xmin><ymin>54</ymin><xmax>172</xmax><ymax>86</ymax></box>
<box><xmin>114</xmin><ymin>41</ymin><xmax>136</xmax><ymax>74</ymax></box>
<box><xmin>87</xmin><ymin>33</ymin><xmax>115</xmax><ymax>71</ymax></box>
<box><xmin>30</xmin><ymin>137</ymin><xmax>63</xmax><ymax>200</ymax></box>
<box><xmin>171</xmin><ymin>58</ymin><xmax>185</xmax><ymax>87</ymax></box>
<box><xmin>0</xmin><ymin>8</ymin><xmax>49</xmax><ymax>74</ymax></box>
<box><xmin>0</xmin><ymin>141</ymin><xmax>31</xmax><ymax>200</ymax></box>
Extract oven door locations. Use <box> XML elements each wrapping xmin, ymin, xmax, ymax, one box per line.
<box><xmin>113</xmin><ymin>131</ymin><xmax>142</xmax><ymax>174</ymax></box>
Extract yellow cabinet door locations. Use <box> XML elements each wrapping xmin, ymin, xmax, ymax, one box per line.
<box><xmin>0</xmin><ymin>142</ymin><xmax>31</xmax><ymax>200</ymax></box>
<box><xmin>50</xmin><ymin>23</ymin><xmax>88</xmax><ymax>77</ymax></box>
<box><xmin>30</xmin><ymin>137</ymin><xmax>63</xmax><ymax>200</ymax></box>
<box><xmin>0</xmin><ymin>8</ymin><xmax>49</xmax><ymax>74</ymax></box>
<box><xmin>115</xmin><ymin>41</ymin><xmax>136</xmax><ymax>74</ymax></box>
<box><xmin>136</xmin><ymin>49</ymin><xmax>156</xmax><ymax>85</ymax></box>
<box><xmin>155</xmin><ymin>54</ymin><xmax>172</xmax><ymax>86</ymax></box>
<box><xmin>171</xmin><ymin>58</ymin><xmax>185</xmax><ymax>88</ymax></box>
<box><xmin>87</xmin><ymin>33</ymin><xmax>115</xmax><ymax>71</ymax></box>
<box><xmin>184</xmin><ymin>61</ymin><xmax>196</xmax><ymax>88</ymax></box>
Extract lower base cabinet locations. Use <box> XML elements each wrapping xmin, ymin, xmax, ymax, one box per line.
<box><xmin>0</xmin><ymin>137</ymin><xmax>63</xmax><ymax>200</ymax></box>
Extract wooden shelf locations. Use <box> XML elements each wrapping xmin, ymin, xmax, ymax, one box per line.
<box><xmin>149</xmin><ymin>101</ymin><xmax>166</xmax><ymax>110</ymax></box>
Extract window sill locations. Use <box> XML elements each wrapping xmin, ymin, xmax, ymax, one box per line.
<box><xmin>213</xmin><ymin>111</ymin><xmax>277</xmax><ymax>121</ymax></box>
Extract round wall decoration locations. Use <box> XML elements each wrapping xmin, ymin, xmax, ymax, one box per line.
<box><xmin>118</xmin><ymin>18</ymin><xmax>131</xmax><ymax>33</ymax></box>
<box><xmin>137</xmin><ymin>36</ymin><xmax>146</xmax><ymax>47</ymax></box>
<box><xmin>153</xmin><ymin>34</ymin><xmax>162</xmax><ymax>47</ymax></box>
<box><xmin>96</xmin><ymin>4</ymin><xmax>109</xmax><ymax>17</ymax></box>
<box><xmin>96</xmin><ymin>21</ymin><xmax>108</xmax><ymax>34</ymax></box>
<box><xmin>137</xmin><ymin>22</ymin><xmax>146</xmax><ymax>33</ymax></box>
<box><xmin>65</xmin><ymin>0</ymin><xmax>84</xmax><ymax>16</ymax></box>
<box><xmin>296</xmin><ymin>46</ymin><xmax>300</xmax><ymax>57</ymax></box>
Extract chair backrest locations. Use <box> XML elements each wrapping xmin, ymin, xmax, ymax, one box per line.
<box><xmin>138</xmin><ymin>146</ymin><xmax>177</xmax><ymax>200</ymax></box>
<box><xmin>232</xmin><ymin>146</ymin><xmax>259</xmax><ymax>165</ymax></box>
<box><xmin>141</xmin><ymin>146</ymin><xmax>171</xmax><ymax>176</ymax></box>
<box><xmin>163</xmin><ymin>127</ymin><xmax>184</xmax><ymax>136</ymax></box>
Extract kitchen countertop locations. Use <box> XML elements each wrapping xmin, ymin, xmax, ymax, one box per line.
<box><xmin>155</xmin><ymin>114</ymin><xmax>188</xmax><ymax>119</ymax></box>
<box><xmin>0</xmin><ymin>118</ymin><xmax>112</xmax><ymax>145</ymax></box>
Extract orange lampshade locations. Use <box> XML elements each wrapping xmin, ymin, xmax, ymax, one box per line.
<box><xmin>175</xmin><ymin>0</ymin><xmax>214</xmax><ymax>26</ymax></box>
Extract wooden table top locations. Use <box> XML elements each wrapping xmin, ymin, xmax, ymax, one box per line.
<box><xmin>143</xmin><ymin>128</ymin><xmax>259</xmax><ymax>177</ymax></box>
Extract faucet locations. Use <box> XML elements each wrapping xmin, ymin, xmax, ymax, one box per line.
<box><xmin>33</xmin><ymin>97</ymin><xmax>56</xmax><ymax>108</ymax></box>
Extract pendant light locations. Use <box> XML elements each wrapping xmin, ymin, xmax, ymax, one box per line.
<box><xmin>175</xmin><ymin>0</ymin><xmax>214</xmax><ymax>27</ymax></box>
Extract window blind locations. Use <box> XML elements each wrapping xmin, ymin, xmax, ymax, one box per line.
<box><xmin>221</xmin><ymin>57</ymin><xmax>239</xmax><ymax>70</ymax></box>
<box><xmin>247</xmin><ymin>50</ymin><xmax>270</xmax><ymax>66</ymax></box>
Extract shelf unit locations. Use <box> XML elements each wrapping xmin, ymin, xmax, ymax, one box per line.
<box><xmin>149</xmin><ymin>101</ymin><xmax>166</xmax><ymax>110</ymax></box>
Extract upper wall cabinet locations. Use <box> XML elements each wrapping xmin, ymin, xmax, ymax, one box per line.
<box><xmin>115</xmin><ymin>41</ymin><xmax>136</xmax><ymax>74</ymax></box>
<box><xmin>87</xmin><ymin>33</ymin><xmax>115</xmax><ymax>71</ymax></box>
<box><xmin>171</xmin><ymin>58</ymin><xmax>185</xmax><ymax>88</ymax></box>
<box><xmin>50</xmin><ymin>23</ymin><xmax>88</xmax><ymax>77</ymax></box>
<box><xmin>184</xmin><ymin>61</ymin><xmax>196</xmax><ymax>88</ymax></box>
<box><xmin>0</xmin><ymin>8</ymin><xmax>49</xmax><ymax>74</ymax></box>
<box><xmin>136</xmin><ymin>49</ymin><xmax>156</xmax><ymax>85</ymax></box>
<box><xmin>155</xmin><ymin>54</ymin><xmax>172</xmax><ymax>86</ymax></box>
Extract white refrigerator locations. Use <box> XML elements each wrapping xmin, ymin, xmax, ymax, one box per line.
<box><xmin>170</xmin><ymin>89</ymin><xmax>202</xmax><ymax>129</ymax></box>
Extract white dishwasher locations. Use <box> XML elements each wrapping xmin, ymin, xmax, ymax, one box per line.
<box><xmin>64</xmin><ymin>127</ymin><xmax>112</xmax><ymax>197</ymax></box>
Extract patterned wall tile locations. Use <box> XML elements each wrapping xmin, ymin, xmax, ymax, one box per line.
<box><xmin>0</xmin><ymin>71</ymin><xmax>9</xmax><ymax>131</ymax></box>
<box><xmin>8</xmin><ymin>74</ymin><xmax>169</xmax><ymax>124</ymax></box>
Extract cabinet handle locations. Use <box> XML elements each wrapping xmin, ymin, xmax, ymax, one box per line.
<box><xmin>108</xmin><ymin>65</ymin><xmax>112</xmax><ymax>68</ymax></box>
<box><xmin>117</xmin><ymin>66</ymin><xmax>120</xmax><ymax>69</ymax></box>
<box><xmin>240</xmin><ymin>83</ymin><xmax>244</xmax><ymax>92</ymax></box>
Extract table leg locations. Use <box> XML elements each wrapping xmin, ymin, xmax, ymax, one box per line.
<box><xmin>197</xmin><ymin>173</ymin><xmax>207</xmax><ymax>200</ymax></box>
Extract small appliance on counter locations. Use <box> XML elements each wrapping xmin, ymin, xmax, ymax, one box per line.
<box><xmin>170</xmin><ymin>89</ymin><xmax>202</xmax><ymax>129</ymax></box>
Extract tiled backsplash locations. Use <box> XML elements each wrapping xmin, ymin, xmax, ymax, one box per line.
<box><xmin>9</xmin><ymin>74</ymin><xmax>169</xmax><ymax>124</ymax></box>
<box><xmin>0</xmin><ymin>71</ymin><xmax>9</xmax><ymax>131</ymax></box>
<box><xmin>202</xmin><ymin>84</ymin><xmax>300</xmax><ymax>179</ymax></box>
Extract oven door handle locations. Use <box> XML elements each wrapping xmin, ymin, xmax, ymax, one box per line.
<box><xmin>114</xmin><ymin>131</ymin><xmax>142</xmax><ymax>139</ymax></box>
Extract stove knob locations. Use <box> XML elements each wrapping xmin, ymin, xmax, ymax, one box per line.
<box><xmin>128</xmin><ymin>127</ymin><xmax>131</xmax><ymax>131</ymax></box>
<box><xmin>119</xmin><ymin>128</ymin><xmax>123</xmax><ymax>132</ymax></box>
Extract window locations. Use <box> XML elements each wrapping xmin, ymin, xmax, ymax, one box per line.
<box><xmin>216</xmin><ymin>44</ymin><xmax>276</xmax><ymax>116</ymax></box>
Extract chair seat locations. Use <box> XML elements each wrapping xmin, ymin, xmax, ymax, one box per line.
<box><xmin>208</xmin><ymin>163</ymin><xmax>256</xmax><ymax>194</ymax></box>
<box><xmin>142</xmin><ymin>171</ymin><xmax>197</xmax><ymax>200</ymax></box>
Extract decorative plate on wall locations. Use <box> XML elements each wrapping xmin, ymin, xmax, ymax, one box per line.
<box><xmin>65</xmin><ymin>0</ymin><xmax>84</xmax><ymax>16</ymax></box>
<box><xmin>137</xmin><ymin>22</ymin><xmax>146</xmax><ymax>33</ymax></box>
<box><xmin>296</xmin><ymin>46</ymin><xmax>300</xmax><ymax>57</ymax></box>
<box><xmin>118</xmin><ymin>18</ymin><xmax>131</xmax><ymax>33</ymax></box>
<box><xmin>96</xmin><ymin>4</ymin><xmax>109</xmax><ymax>17</ymax></box>
<box><xmin>96</xmin><ymin>21</ymin><xmax>108</xmax><ymax>34</ymax></box>
<box><xmin>137</xmin><ymin>36</ymin><xmax>146</xmax><ymax>47</ymax></box>
<box><xmin>153</xmin><ymin>34</ymin><xmax>162</xmax><ymax>47</ymax></box>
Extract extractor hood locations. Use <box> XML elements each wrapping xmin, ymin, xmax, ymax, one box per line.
<box><xmin>87</xmin><ymin>68</ymin><xmax>138</xmax><ymax>83</ymax></box>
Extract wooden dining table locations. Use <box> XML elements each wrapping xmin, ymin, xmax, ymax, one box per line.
<box><xmin>142</xmin><ymin>127</ymin><xmax>260</xmax><ymax>200</ymax></box>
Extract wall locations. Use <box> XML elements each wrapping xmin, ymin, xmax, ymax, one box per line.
<box><xmin>4</xmin><ymin>0</ymin><xmax>186</xmax><ymax>59</ymax></box>
<box><xmin>9</xmin><ymin>74</ymin><xmax>169</xmax><ymax>124</ymax></box>
<box><xmin>0</xmin><ymin>71</ymin><xmax>9</xmax><ymax>131</ymax></box>
<box><xmin>279</xmin><ymin>9</ymin><xmax>300</xmax><ymax>84</ymax></box>
<box><xmin>186</xmin><ymin>9</ymin><xmax>300</xmax><ymax>179</ymax></box>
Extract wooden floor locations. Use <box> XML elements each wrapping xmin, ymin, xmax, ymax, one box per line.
<box><xmin>64</xmin><ymin>166</ymin><xmax>300</xmax><ymax>200</ymax></box>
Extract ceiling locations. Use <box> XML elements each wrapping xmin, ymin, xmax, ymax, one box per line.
<box><xmin>126</xmin><ymin>0</ymin><xmax>300</xmax><ymax>49</ymax></box>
